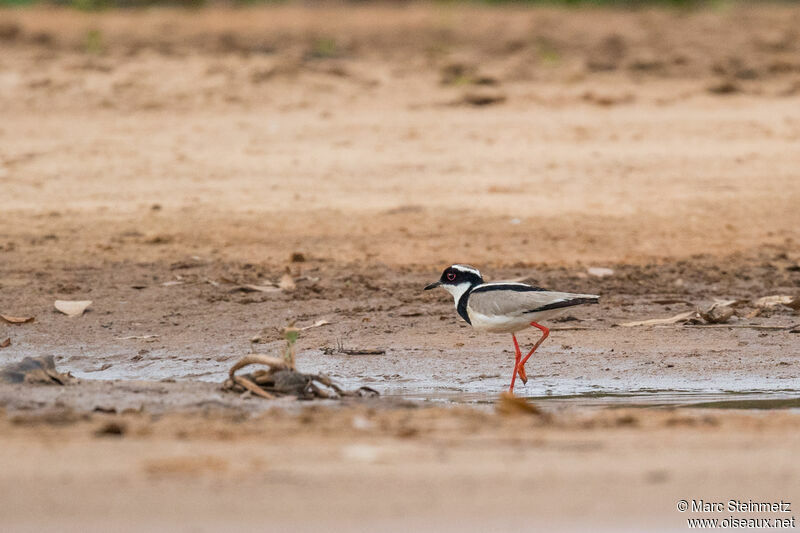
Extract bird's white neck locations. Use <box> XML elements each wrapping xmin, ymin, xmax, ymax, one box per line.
<box><xmin>443</xmin><ymin>282</ymin><xmax>473</xmax><ymax>307</ymax></box>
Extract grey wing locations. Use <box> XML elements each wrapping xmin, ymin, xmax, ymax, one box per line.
<box><xmin>468</xmin><ymin>290</ymin><xmax>599</xmax><ymax>318</ymax></box>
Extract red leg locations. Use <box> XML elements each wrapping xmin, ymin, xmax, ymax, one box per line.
<box><xmin>518</xmin><ymin>363</ymin><xmax>528</xmax><ymax>384</ymax></box>
<box><xmin>517</xmin><ymin>322</ymin><xmax>550</xmax><ymax>381</ymax></box>
<box><xmin>513</xmin><ymin>334</ymin><xmax>526</xmax><ymax>384</ymax></box>
<box><xmin>509</xmin><ymin>334</ymin><xmax>522</xmax><ymax>392</ymax></box>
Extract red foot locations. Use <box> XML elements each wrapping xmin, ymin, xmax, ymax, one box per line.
<box><xmin>507</xmin><ymin>322</ymin><xmax>550</xmax><ymax>393</ymax></box>
<box><xmin>509</xmin><ymin>334</ymin><xmax>522</xmax><ymax>393</ymax></box>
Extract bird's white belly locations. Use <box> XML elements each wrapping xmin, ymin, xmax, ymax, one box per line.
<box><xmin>467</xmin><ymin>308</ymin><xmax>564</xmax><ymax>333</ymax></box>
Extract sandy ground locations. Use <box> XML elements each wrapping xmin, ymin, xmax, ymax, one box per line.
<box><xmin>2</xmin><ymin>404</ymin><xmax>800</xmax><ymax>532</ymax></box>
<box><xmin>1</xmin><ymin>4</ymin><xmax>800</xmax><ymax>531</ymax></box>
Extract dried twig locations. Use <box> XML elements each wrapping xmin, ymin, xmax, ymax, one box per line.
<box><xmin>228</xmin><ymin>354</ymin><xmax>289</xmax><ymax>376</ymax></box>
<box><xmin>340</xmin><ymin>349</ymin><xmax>385</xmax><ymax>355</ymax></box>
<box><xmin>223</xmin><ymin>353</ymin><xmax>378</xmax><ymax>400</ymax></box>
<box><xmin>322</xmin><ymin>339</ymin><xmax>385</xmax><ymax>355</ymax></box>
<box><xmin>233</xmin><ymin>375</ymin><xmax>275</xmax><ymax>399</ymax></box>
<box><xmin>617</xmin><ymin>311</ymin><xmax>698</xmax><ymax>327</ymax></box>
<box><xmin>682</xmin><ymin>324</ymin><xmax>798</xmax><ymax>331</ymax></box>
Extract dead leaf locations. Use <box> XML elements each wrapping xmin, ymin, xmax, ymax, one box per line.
<box><xmin>54</xmin><ymin>300</ymin><xmax>92</xmax><ymax>317</ymax></box>
<box><xmin>300</xmin><ymin>319</ymin><xmax>330</xmax><ymax>330</ymax></box>
<box><xmin>278</xmin><ymin>273</ymin><xmax>296</xmax><ymax>291</ymax></box>
<box><xmin>699</xmin><ymin>300</ymin><xmax>736</xmax><ymax>324</ymax></box>
<box><xmin>754</xmin><ymin>295</ymin><xmax>796</xmax><ymax>308</ymax></box>
<box><xmin>700</xmin><ymin>307</ymin><xmax>734</xmax><ymax>324</ymax></box>
<box><xmin>617</xmin><ymin>310</ymin><xmax>698</xmax><ymax>327</ymax></box>
<box><xmin>746</xmin><ymin>309</ymin><xmax>762</xmax><ymax>319</ymax></box>
<box><xmin>587</xmin><ymin>267</ymin><xmax>614</xmax><ymax>278</ymax></box>
<box><xmin>711</xmin><ymin>299</ymin><xmax>742</xmax><ymax>308</ymax></box>
<box><xmin>0</xmin><ymin>356</ymin><xmax>75</xmax><ymax>385</ymax></box>
<box><xmin>0</xmin><ymin>314</ymin><xmax>34</xmax><ymax>325</ymax></box>
<box><xmin>0</xmin><ymin>338</ymin><xmax>10</xmax><ymax>348</ymax></box>
<box><xmin>161</xmin><ymin>280</ymin><xmax>184</xmax><ymax>287</ymax></box>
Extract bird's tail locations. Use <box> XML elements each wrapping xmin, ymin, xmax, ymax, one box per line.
<box><xmin>535</xmin><ymin>294</ymin><xmax>599</xmax><ymax>312</ymax></box>
<box><xmin>563</xmin><ymin>295</ymin><xmax>600</xmax><ymax>307</ymax></box>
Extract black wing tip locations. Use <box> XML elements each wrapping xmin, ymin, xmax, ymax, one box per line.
<box><xmin>532</xmin><ymin>296</ymin><xmax>599</xmax><ymax>313</ymax></box>
<box><xmin>574</xmin><ymin>296</ymin><xmax>600</xmax><ymax>306</ymax></box>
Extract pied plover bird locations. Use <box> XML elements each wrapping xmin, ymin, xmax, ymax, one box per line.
<box><xmin>424</xmin><ymin>264</ymin><xmax>599</xmax><ymax>393</ymax></box>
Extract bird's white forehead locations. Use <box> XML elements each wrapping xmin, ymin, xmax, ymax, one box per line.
<box><xmin>451</xmin><ymin>264</ymin><xmax>482</xmax><ymax>277</ymax></box>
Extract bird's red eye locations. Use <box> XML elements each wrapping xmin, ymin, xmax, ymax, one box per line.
<box><xmin>447</xmin><ymin>272</ymin><xmax>456</xmax><ymax>281</ymax></box>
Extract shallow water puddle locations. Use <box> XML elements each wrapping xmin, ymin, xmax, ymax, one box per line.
<box><xmin>52</xmin><ymin>344</ymin><xmax>800</xmax><ymax>412</ymax></box>
<box><xmin>387</xmin><ymin>390</ymin><xmax>800</xmax><ymax>411</ymax></box>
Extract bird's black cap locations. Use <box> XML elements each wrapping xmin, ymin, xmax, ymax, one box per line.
<box><xmin>424</xmin><ymin>264</ymin><xmax>484</xmax><ymax>291</ymax></box>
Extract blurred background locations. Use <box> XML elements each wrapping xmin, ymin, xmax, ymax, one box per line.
<box><xmin>2</xmin><ymin>1</ymin><xmax>799</xmax><ymax>268</ymax></box>
<box><xmin>2</xmin><ymin>1</ymin><xmax>800</xmax><ymax>531</ymax></box>
<box><xmin>2</xmin><ymin>1</ymin><xmax>799</xmax><ymax>269</ymax></box>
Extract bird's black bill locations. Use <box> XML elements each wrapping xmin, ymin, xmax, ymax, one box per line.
<box><xmin>423</xmin><ymin>281</ymin><xmax>441</xmax><ymax>291</ymax></box>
